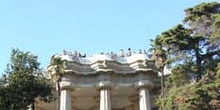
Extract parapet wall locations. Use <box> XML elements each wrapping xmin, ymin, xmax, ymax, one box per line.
<box><xmin>48</xmin><ymin>50</ymin><xmax>157</xmax><ymax>75</ymax></box>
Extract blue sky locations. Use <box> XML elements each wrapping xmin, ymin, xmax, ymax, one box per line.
<box><xmin>0</xmin><ymin>0</ymin><xmax>216</xmax><ymax>74</ymax></box>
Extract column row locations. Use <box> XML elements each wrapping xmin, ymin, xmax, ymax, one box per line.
<box><xmin>59</xmin><ymin>80</ymin><xmax>154</xmax><ymax>110</ymax></box>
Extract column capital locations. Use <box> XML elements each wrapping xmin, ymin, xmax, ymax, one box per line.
<box><xmin>95</xmin><ymin>81</ymin><xmax>114</xmax><ymax>90</ymax></box>
<box><xmin>60</xmin><ymin>81</ymin><xmax>74</xmax><ymax>90</ymax></box>
<box><xmin>134</xmin><ymin>80</ymin><xmax>154</xmax><ymax>90</ymax></box>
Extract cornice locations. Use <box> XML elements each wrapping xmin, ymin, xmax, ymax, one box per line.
<box><xmin>47</xmin><ymin>53</ymin><xmax>158</xmax><ymax>75</ymax></box>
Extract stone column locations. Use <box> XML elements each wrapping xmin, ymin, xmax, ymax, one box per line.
<box><xmin>100</xmin><ymin>89</ymin><xmax>111</xmax><ymax>110</ymax></box>
<box><xmin>96</xmin><ymin>81</ymin><xmax>113</xmax><ymax>110</ymax></box>
<box><xmin>60</xmin><ymin>89</ymin><xmax>72</xmax><ymax>110</ymax></box>
<box><xmin>135</xmin><ymin>80</ymin><xmax>154</xmax><ymax>110</ymax></box>
<box><xmin>59</xmin><ymin>79</ymin><xmax>73</xmax><ymax>110</ymax></box>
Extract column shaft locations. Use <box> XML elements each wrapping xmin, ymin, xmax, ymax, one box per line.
<box><xmin>60</xmin><ymin>89</ymin><xmax>72</xmax><ymax>110</ymax></box>
<box><xmin>139</xmin><ymin>88</ymin><xmax>151</xmax><ymax>110</ymax></box>
<box><xmin>100</xmin><ymin>89</ymin><xmax>111</xmax><ymax>110</ymax></box>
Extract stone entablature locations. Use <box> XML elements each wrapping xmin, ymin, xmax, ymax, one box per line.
<box><xmin>42</xmin><ymin>50</ymin><xmax>160</xmax><ymax>110</ymax></box>
<box><xmin>48</xmin><ymin>53</ymin><xmax>157</xmax><ymax>75</ymax></box>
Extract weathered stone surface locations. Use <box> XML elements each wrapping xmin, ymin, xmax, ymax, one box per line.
<box><xmin>36</xmin><ymin>52</ymin><xmax>160</xmax><ymax>110</ymax></box>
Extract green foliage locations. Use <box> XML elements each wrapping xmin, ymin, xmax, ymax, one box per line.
<box><xmin>166</xmin><ymin>65</ymin><xmax>191</xmax><ymax>87</ymax></box>
<box><xmin>0</xmin><ymin>49</ymin><xmax>53</xmax><ymax>110</ymax></box>
<box><xmin>150</xmin><ymin>2</ymin><xmax>220</xmax><ymax>110</ymax></box>
<box><xmin>159</xmin><ymin>64</ymin><xmax>220</xmax><ymax>110</ymax></box>
<box><xmin>47</xmin><ymin>55</ymin><xmax>66</xmax><ymax>75</ymax></box>
<box><xmin>184</xmin><ymin>2</ymin><xmax>220</xmax><ymax>37</ymax></box>
<box><xmin>46</xmin><ymin>55</ymin><xmax>67</xmax><ymax>110</ymax></box>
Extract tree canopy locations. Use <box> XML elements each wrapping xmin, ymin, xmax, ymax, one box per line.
<box><xmin>150</xmin><ymin>2</ymin><xmax>220</xmax><ymax>110</ymax></box>
<box><xmin>0</xmin><ymin>49</ymin><xmax>54</xmax><ymax>110</ymax></box>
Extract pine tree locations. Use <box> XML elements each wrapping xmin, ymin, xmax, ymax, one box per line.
<box><xmin>0</xmin><ymin>49</ymin><xmax>54</xmax><ymax>110</ymax></box>
<box><xmin>150</xmin><ymin>2</ymin><xmax>220</xmax><ymax>110</ymax></box>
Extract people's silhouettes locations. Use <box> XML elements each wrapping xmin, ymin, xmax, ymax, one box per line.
<box><xmin>127</xmin><ymin>48</ymin><xmax>132</xmax><ymax>56</ymax></box>
<box><xmin>119</xmin><ymin>49</ymin><xmax>124</xmax><ymax>57</ymax></box>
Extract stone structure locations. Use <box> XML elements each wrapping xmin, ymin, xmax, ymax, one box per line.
<box><xmin>36</xmin><ymin>50</ymin><xmax>160</xmax><ymax>110</ymax></box>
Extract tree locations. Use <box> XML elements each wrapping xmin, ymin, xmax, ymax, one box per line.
<box><xmin>46</xmin><ymin>55</ymin><xmax>66</xmax><ymax>110</ymax></box>
<box><xmin>150</xmin><ymin>2</ymin><xmax>220</xmax><ymax>110</ymax></box>
<box><xmin>0</xmin><ymin>49</ymin><xmax>54</xmax><ymax>110</ymax></box>
<box><xmin>149</xmin><ymin>42</ymin><xmax>167</xmax><ymax>110</ymax></box>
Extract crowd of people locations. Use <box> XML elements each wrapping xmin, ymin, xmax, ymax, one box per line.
<box><xmin>61</xmin><ymin>48</ymin><xmax>148</xmax><ymax>58</ymax></box>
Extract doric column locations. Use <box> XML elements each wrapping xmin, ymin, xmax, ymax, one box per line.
<box><xmin>96</xmin><ymin>81</ymin><xmax>113</xmax><ymax>110</ymax></box>
<box><xmin>59</xmin><ymin>79</ymin><xmax>73</xmax><ymax>110</ymax></box>
<box><xmin>100</xmin><ymin>89</ymin><xmax>111</xmax><ymax>110</ymax></box>
<box><xmin>60</xmin><ymin>89</ymin><xmax>72</xmax><ymax>110</ymax></box>
<box><xmin>135</xmin><ymin>80</ymin><xmax>154</xmax><ymax>110</ymax></box>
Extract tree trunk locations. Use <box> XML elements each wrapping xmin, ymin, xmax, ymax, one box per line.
<box><xmin>31</xmin><ymin>102</ymin><xmax>35</xmax><ymax>110</ymax></box>
<box><xmin>195</xmin><ymin>43</ymin><xmax>202</xmax><ymax>81</ymax></box>
<box><xmin>57</xmin><ymin>81</ymin><xmax>60</xmax><ymax>110</ymax></box>
<box><xmin>56</xmin><ymin>74</ymin><xmax>61</xmax><ymax>110</ymax></box>
<box><xmin>160</xmin><ymin>67</ymin><xmax>165</xmax><ymax>110</ymax></box>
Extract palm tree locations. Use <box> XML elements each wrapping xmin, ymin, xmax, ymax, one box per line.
<box><xmin>47</xmin><ymin>56</ymin><xmax>65</xmax><ymax>110</ymax></box>
<box><xmin>154</xmin><ymin>48</ymin><xmax>167</xmax><ymax>110</ymax></box>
